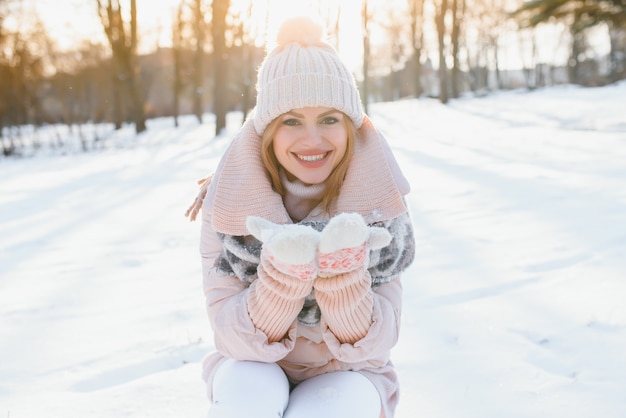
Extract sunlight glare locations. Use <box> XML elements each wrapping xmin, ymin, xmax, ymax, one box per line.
<box><xmin>226</xmin><ymin>0</ymin><xmax>363</xmax><ymax>71</ymax></box>
<box><xmin>31</xmin><ymin>0</ymin><xmax>364</xmax><ymax>72</ymax></box>
<box><xmin>232</xmin><ymin>0</ymin><xmax>350</xmax><ymax>48</ymax></box>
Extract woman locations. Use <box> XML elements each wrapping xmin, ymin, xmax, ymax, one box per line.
<box><xmin>187</xmin><ymin>16</ymin><xmax>415</xmax><ymax>418</ymax></box>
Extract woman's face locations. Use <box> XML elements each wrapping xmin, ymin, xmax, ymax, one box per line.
<box><xmin>272</xmin><ymin>107</ymin><xmax>348</xmax><ymax>185</ymax></box>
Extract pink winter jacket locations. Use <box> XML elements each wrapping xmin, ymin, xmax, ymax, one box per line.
<box><xmin>199</xmin><ymin>116</ymin><xmax>414</xmax><ymax>418</ymax></box>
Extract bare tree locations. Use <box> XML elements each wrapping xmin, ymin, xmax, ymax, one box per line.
<box><xmin>97</xmin><ymin>0</ymin><xmax>147</xmax><ymax>133</ymax></box>
<box><xmin>517</xmin><ymin>27</ymin><xmax>540</xmax><ymax>89</ymax></box>
<box><xmin>408</xmin><ymin>0</ymin><xmax>426</xmax><ymax>98</ymax></box>
<box><xmin>464</xmin><ymin>0</ymin><xmax>506</xmax><ymax>91</ymax></box>
<box><xmin>212</xmin><ymin>0</ymin><xmax>230</xmax><ymax>135</ymax></box>
<box><xmin>192</xmin><ymin>0</ymin><xmax>206</xmax><ymax>123</ymax></box>
<box><xmin>0</xmin><ymin>0</ymin><xmax>5</xmax><ymax>44</ymax></box>
<box><xmin>172</xmin><ymin>3</ymin><xmax>185</xmax><ymax>127</ymax></box>
<box><xmin>231</xmin><ymin>2</ymin><xmax>258</xmax><ymax>119</ymax></box>
<box><xmin>380</xmin><ymin>7</ymin><xmax>409</xmax><ymax>101</ymax></box>
<box><xmin>608</xmin><ymin>27</ymin><xmax>626</xmax><ymax>81</ymax></box>
<box><xmin>318</xmin><ymin>1</ymin><xmax>342</xmax><ymax>50</ymax></box>
<box><xmin>512</xmin><ymin>0</ymin><xmax>626</xmax><ymax>85</ymax></box>
<box><xmin>0</xmin><ymin>15</ymin><xmax>48</xmax><ymax>155</ymax></box>
<box><xmin>434</xmin><ymin>0</ymin><xmax>450</xmax><ymax>103</ymax></box>
<box><xmin>450</xmin><ymin>0</ymin><xmax>464</xmax><ymax>98</ymax></box>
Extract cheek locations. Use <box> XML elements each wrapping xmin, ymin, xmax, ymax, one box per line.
<box><xmin>271</xmin><ymin>134</ymin><xmax>295</xmax><ymax>170</ymax></box>
<box><xmin>332</xmin><ymin>132</ymin><xmax>349</xmax><ymax>161</ymax></box>
<box><xmin>272</xmin><ymin>134</ymin><xmax>289</xmax><ymax>158</ymax></box>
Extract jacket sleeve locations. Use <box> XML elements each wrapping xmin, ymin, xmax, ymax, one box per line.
<box><xmin>200</xmin><ymin>198</ymin><xmax>297</xmax><ymax>362</ymax></box>
<box><xmin>321</xmin><ymin>276</ymin><xmax>403</xmax><ymax>363</ymax></box>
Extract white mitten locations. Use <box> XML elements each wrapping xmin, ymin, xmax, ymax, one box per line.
<box><xmin>245</xmin><ymin>216</ymin><xmax>320</xmax><ymax>342</ymax></box>
<box><xmin>246</xmin><ymin>216</ymin><xmax>320</xmax><ymax>281</ymax></box>
<box><xmin>318</xmin><ymin>213</ymin><xmax>391</xmax><ymax>277</ymax></box>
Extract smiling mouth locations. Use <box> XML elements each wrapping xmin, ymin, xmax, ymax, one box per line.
<box><xmin>296</xmin><ymin>152</ymin><xmax>328</xmax><ymax>162</ymax></box>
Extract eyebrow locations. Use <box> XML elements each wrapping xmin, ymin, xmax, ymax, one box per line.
<box><xmin>284</xmin><ymin>109</ymin><xmax>340</xmax><ymax>118</ymax></box>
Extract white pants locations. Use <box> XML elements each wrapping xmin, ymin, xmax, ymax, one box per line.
<box><xmin>207</xmin><ymin>359</ymin><xmax>382</xmax><ymax>418</ymax></box>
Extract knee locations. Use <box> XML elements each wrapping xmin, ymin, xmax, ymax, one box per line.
<box><xmin>208</xmin><ymin>360</ymin><xmax>289</xmax><ymax>418</ymax></box>
<box><xmin>284</xmin><ymin>371</ymin><xmax>382</xmax><ymax>418</ymax></box>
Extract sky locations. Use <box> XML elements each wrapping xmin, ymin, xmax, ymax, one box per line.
<box><xmin>1</xmin><ymin>82</ymin><xmax>625</xmax><ymax>417</ymax></box>
<box><xmin>5</xmin><ymin>0</ymin><xmax>612</xmax><ymax>73</ymax></box>
<box><xmin>13</xmin><ymin>0</ymin><xmax>365</xmax><ymax>70</ymax></box>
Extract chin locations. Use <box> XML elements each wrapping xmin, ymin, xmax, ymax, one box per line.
<box><xmin>299</xmin><ymin>174</ymin><xmax>330</xmax><ymax>185</ymax></box>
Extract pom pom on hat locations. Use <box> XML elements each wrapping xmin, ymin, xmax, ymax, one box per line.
<box><xmin>276</xmin><ymin>16</ymin><xmax>326</xmax><ymax>48</ymax></box>
<box><xmin>253</xmin><ymin>16</ymin><xmax>364</xmax><ymax>135</ymax></box>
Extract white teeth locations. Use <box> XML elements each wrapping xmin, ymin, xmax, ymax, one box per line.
<box><xmin>297</xmin><ymin>153</ymin><xmax>327</xmax><ymax>162</ymax></box>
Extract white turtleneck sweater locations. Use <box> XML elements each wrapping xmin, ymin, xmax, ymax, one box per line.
<box><xmin>279</xmin><ymin>169</ymin><xmax>326</xmax><ymax>222</ymax></box>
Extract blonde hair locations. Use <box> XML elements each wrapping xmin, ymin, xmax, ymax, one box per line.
<box><xmin>260</xmin><ymin>113</ymin><xmax>356</xmax><ymax>213</ymax></box>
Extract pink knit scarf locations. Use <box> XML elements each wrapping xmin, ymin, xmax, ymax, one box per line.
<box><xmin>210</xmin><ymin>115</ymin><xmax>408</xmax><ymax>235</ymax></box>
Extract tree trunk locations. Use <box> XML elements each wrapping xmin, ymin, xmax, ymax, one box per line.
<box><xmin>212</xmin><ymin>0</ymin><xmax>229</xmax><ymax>136</ymax></box>
<box><xmin>193</xmin><ymin>0</ymin><xmax>204</xmax><ymax>124</ymax></box>
<box><xmin>409</xmin><ymin>0</ymin><xmax>425</xmax><ymax>98</ymax></box>
<box><xmin>129</xmin><ymin>0</ymin><xmax>146</xmax><ymax>133</ymax></box>
<box><xmin>97</xmin><ymin>0</ymin><xmax>146</xmax><ymax>133</ymax></box>
<box><xmin>569</xmin><ymin>29</ymin><xmax>584</xmax><ymax>85</ymax></box>
<box><xmin>240</xmin><ymin>40</ymin><xmax>254</xmax><ymax>120</ymax></box>
<box><xmin>450</xmin><ymin>0</ymin><xmax>463</xmax><ymax>98</ymax></box>
<box><xmin>172</xmin><ymin>5</ymin><xmax>183</xmax><ymax>128</ymax></box>
<box><xmin>112</xmin><ymin>75</ymin><xmax>123</xmax><ymax>130</ymax></box>
<box><xmin>435</xmin><ymin>0</ymin><xmax>449</xmax><ymax>103</ymax></box>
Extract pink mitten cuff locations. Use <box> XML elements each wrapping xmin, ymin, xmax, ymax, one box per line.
<box><xmin>319</xmin><ymin>242</ymin><xmax>367</xmax><ymax>277</ymax></box>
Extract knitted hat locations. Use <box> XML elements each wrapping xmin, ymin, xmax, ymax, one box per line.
<box><xmin>253</xmin><ymin>16</ymin><xmax>365</xmax><ymax>135</ymax></box>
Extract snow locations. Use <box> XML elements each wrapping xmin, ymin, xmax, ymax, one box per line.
<box><xmin>1</xmin><ymin>83</ymin><xmax>625</xmax><ymax>417</ymax></box>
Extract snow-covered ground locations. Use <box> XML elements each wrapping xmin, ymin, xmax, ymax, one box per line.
<box><xmin>1</xmin><ymin>83</ymin><xmax>625</xmax><ymax>417</ymax></box>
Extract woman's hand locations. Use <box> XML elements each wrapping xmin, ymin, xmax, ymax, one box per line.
<box><xmin>184</xmin><ymin>174</ymin><xmax>213</xmax><ymax>222</ymax></box>
<box><xmin>317</xmin><ymin>213</ymin><xmax>391</xmax><ymax>277</ymax></box>
<box><xmin>246</xmin><ymin>216</ymin><xmax>320</xmax><ymax>281</ymax></box>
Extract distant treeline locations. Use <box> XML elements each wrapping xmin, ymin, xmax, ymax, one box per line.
<box><xmin>1</xmin><ymin>0</ymin><xmax>624</xmax><ymax>157</ymax></box>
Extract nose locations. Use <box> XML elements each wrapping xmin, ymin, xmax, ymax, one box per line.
<box><xmin>300</xmin><ymin>125</ymin><xmax>322</xmax><ymax>147</ymax></box>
